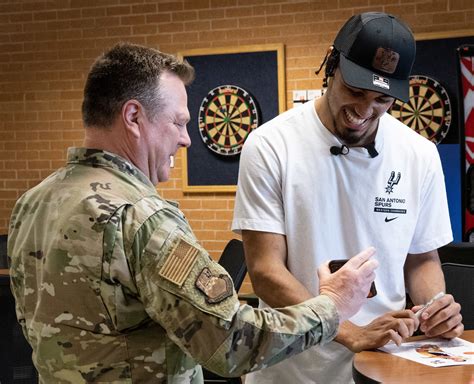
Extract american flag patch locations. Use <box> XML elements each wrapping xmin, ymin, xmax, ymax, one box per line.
<box><xmin>159</xmin><ymin>237</ymin><xmax>200</xmax><ymax>286</ymax></box>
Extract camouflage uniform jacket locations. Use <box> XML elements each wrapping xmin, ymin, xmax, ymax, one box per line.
<box><xmin>8</xmin><ymin>148</ymin><xmax>339</xmax><ymax>383</ymax></box>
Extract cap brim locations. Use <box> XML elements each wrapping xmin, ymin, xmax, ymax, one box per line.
<box><xmin>339</xmin><ymin>55</ymin><xmax>409</xmax><ymax>102</ymax></box>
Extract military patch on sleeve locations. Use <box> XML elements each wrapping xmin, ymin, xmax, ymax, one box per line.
<box><xmin>195</xmin><ymin>267</ymin><xmax>233</xmax><ymax>304</ymax></box>
<box><xmin>159</xmin><ymin>237</ymin><xmax>200</xmax><ymax>286</ymax></box>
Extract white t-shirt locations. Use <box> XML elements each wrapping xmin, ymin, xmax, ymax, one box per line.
<box><xmin>232</xmin><ymin>100</ymin><xmax>453</xmax><ymax>384</ymax></box>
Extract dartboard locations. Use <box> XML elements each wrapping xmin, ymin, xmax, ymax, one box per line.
<box><xmin>389</xmin><ymin>75</ymin><xmax>451</xmax><ymax>145</ymax></box>
<box><xmin>198</xmin><ymin>85</ymin><xmax>260</xmax><ymax>156</ymax></box>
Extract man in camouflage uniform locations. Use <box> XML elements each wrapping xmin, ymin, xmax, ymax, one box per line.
<box><xmin>8</xmin><ymin>43</ymin><xmax>378</xmax><ymax>383</ymax></box>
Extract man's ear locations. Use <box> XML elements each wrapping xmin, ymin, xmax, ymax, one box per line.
<box><xmin>122</xmin><ymin>100</ymin><xmax>141</xmax><ymax>139</ymax></box>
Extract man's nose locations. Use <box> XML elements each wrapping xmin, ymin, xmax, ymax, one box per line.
<box><xmin>354</xmin><ymin>103</ymin><xmax>374</xmax><ymax>119</ymax></box>
<box><xmin>181</xmin><ymin>128</ymin><xmax>191</xmax><ymax>148</ymax></box>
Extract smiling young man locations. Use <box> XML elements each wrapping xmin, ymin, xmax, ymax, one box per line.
<box><xmin>322</xmin><ymin>70</ymin><xmax>395</xmax><ymax>146</ymax></box>
<box><xmin>7</xmin><ymin>43</ymin><xmax>380</xmax><ymax>383</ymax></box>
<box><xmin>233</xmin><ymin>12</ymin><xmax>463</xmax><ymax>384</ymax></box>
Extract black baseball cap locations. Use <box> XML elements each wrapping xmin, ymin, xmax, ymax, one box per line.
<box><xmin>333</xmin><ymin>12</ymin><xmax>416</xmax><ymax>102</ymax></box>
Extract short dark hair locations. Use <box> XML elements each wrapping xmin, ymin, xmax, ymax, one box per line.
<box><xmin>82</xmin><ymin>43</ymin><xmax>195</xmax><ymax>128</ymax></box>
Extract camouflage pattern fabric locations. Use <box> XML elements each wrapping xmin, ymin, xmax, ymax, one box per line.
<box><xmin>8</xmin><ymin>148</ymin><xmax>339</xmax><ymax>383</ymax></box>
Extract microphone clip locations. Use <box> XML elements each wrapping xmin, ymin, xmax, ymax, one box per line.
<box><xmin>364</xmin><ymin>143</ymin><xmax>379</xmax><ymax>158</ymax></box>
<box><xmin>330</xmin><ymin>144</ymin><xmax>350</xmax><ymax>156</ymax></box>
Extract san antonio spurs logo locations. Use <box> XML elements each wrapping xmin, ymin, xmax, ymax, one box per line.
<box><xmin>385</xmin><ymin>171</ymin><xmax>401</xmax><ymax>194</ymax></box>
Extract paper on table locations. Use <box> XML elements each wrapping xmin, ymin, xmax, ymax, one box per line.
<box><xmin>379</xmin><ymin>337</ymin><xmax>474</xmax><ymax>367</ymax></box>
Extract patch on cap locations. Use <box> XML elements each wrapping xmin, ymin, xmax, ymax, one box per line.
<box><xmin>373</xmin><ymin>74</ymin><xmax>390</xmax><ymax>90</ymax></box>
<box><xmin>195</xmin><ymin>267</ymin><xmax>233</xmax><ymax>304</ymax></box>
<box><xmin>159</xmin><ymin>237</ymin><xmax>200</xmax><ymax>286</ymax></box>
<box><xmin>372</xmin><ymin>47</ymin><xmax>400</xmax><ymax>74</ymax></box>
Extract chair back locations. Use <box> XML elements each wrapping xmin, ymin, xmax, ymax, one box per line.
<box><xmin>438</xmin><ymin>242</ymin><xmax>474</xmax><ymax>265</ymax></box>
<box><xmin>217</xmin><ymin>239</ymin><xmax>247</xmax><ymax>292</ymax></box>
<box><xmin>0</xmin><ymin>275</ymin><xmax>38</xmax><ymax>383</ymax></box>
<box><xmin>442</xmin><ymin>262</ymin><xmax>474</xmax><ymax>330</ymax></box>
<box><xmin>0</xmin><ymin>234</ymin><xmax>8</xmax><ymax>269</ymax></box>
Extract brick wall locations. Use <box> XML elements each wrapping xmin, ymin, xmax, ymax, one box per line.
<box><xmin>1</xmin><ymin>0</ymin><xmax>474</xmax><ymax>293</ymax></box>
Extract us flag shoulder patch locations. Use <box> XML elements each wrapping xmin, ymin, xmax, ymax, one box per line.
<box><xmin>159</xmin><ymin>237</ymin><xmax>200</xmax><ymax>286</ymax></box>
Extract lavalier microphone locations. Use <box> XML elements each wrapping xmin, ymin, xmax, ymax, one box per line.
<box><xmin>330</xmin><ymin>143</ymin><xmax>379</xmax><ymax>158</ymax></box>
<box><xmin>330</xmin><ymin>145</ymin><xmax>350</xmax><ymax>156</ymax></box>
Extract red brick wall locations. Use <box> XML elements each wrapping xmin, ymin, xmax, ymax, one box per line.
<box><xmin>1</xmin><ymin>0</ymin><xmax>474</xmax><ymax>293</ymax></box>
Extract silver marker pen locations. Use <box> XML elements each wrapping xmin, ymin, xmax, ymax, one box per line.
<box><xmin>415</xmin><ymin>291</ymin><xmax>445</xmax><ymax>319</ymax></box>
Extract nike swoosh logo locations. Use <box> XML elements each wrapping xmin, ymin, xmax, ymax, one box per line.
<box><xmin>385</xmin><ymin>217</ymin><xmax>398</xmax><ymax>222</ymax></box>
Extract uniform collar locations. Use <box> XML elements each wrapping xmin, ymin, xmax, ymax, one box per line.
<box><xmin>67</xmin><ymin>147</ymin><xmax>154</xmax><ymax>188</ymax></box>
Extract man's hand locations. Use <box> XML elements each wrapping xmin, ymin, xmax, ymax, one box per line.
<box><xmin>318</xmin><ymin>247</ymin><xmax>378</xmax><ymax>322</ymax></box>
<box><xmin>336</xmin><ymin>310</ymin><xmax>419</xmax><ymax>352</ymax></box>
<box><xmin>412</xmin><ymin>294</ymin><xmax>464</xmax><ymax>338</ymax></box>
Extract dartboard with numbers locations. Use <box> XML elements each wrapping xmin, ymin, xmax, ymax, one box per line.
<box><xmin>198</xmin><ymin>85</ymin><xmax>260</xmax><ymax>156</ymax></box>
<box><xmin>389</xmin><ymin>75</ymin><xmax>451</xmax><ymax>145</ymax></box>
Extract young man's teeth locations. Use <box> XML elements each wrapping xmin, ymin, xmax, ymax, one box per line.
<box><xmin>345</xmin><ymin>109</ymin><xmax>366</xmax><ymax>124</ymax></box>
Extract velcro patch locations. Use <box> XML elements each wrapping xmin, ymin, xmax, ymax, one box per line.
<box><xmin>159</xmin><ymin>237</ymin><xmax>200</xmax><ymax>286</ymax></box>
<box><xmin>372</xmin><ymin>47</ymin><xmax>399</xmax><ymax>74</ymax></box>
<box><xmin>195</xmin><ymin>268</ymin><xmax>233</xmax><ymax>304</ymax></box>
